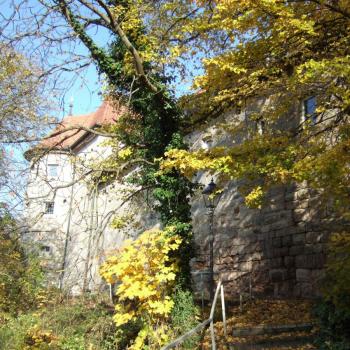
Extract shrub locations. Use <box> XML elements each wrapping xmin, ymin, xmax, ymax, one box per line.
<box><xmin>23</xmin><ymin>326</ymin><xmax>60</xmax><ymax>350</ymax></box>
<box><xmin>170</xmin><ymin>287</ymin><xmax>200</xmax><ymax>349</ymax></box>
<box><xmin>313</xmin><ymin>298</ymin><xmax>350</xmax><ymax>350</ymax></box>
<box><xmin>0</xmin><ymin>313</ymin><xmax>39</xmax><ymax>350</ymax></box>
<box><xmin>313</xmin><ymin>231</ymin><xmax>350</xmax><ymax>349</ymax></box>
<box><xmin>100</xmin><ymin>227</ymin><xmax>182</xmax><ymax>349</ymax></box>
<box><xmin>323</xmin><ymin>232</ymin><xmax>350</xmax><ymax>311</ymax></box>
<box><xmin>0</xmin><ymin>296</ymin><xmax>118</xmax><ymax>350</ymax></box>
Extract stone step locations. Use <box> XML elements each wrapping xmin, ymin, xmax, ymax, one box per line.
<box><xmin>228</xmin><ymin>334</ymin><xmax>315</xmax><ymax>350</ymax></box>
<box><xmin>232</xmin><ymin>323</ymin><xmax>313</xmax><ymax>337</ymax></box>
<box><xmin>227</xmin><ymin>323</ymin><xmax>315</xmax><ymax>349</ymax></box>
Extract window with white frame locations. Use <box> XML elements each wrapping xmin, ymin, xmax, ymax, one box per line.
<box><xmin>47</xmin><ymin>164</ymin><xmax>58</xmax><ymax>178</ymax></box>
<box><xmin>303</xmin><ymin>96</ymin><xmax>317</xmax><ymax>124</ymax></box>
<box><xmin>44</xmin><ymin>202</ymin><xmax>55</xmax><ymax>214</ymax></box>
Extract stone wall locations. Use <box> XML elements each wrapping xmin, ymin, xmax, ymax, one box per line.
<box><xmin>191</xmin><ymin>182</ymin><xmax>335</xmax><ymax>299</ymax></box>
<box><xmin>187</xmin><ymin>109</ymin><xmax>341</xmax><ymax>300</ymax></box>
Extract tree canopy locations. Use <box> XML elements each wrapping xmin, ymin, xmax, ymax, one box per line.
<box><xmin>0</xmin><ymin>1</ymin><xmax>349</xmax><ymax>348</ymax></box>
<box><xmin>159</xmin><ymin>0</ymin><xmax>350</xmax><ymax>212</ymax></box>
<box><xmin>1</xmin><ymin>0</ymin><xmax>348</xmax><ymax>272</ymax></box>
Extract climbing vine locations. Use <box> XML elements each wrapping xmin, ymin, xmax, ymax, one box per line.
<box><xmin>57</xmin><ymin>1</ymin><xmax>194</xmax><ymax>282</ymax></box>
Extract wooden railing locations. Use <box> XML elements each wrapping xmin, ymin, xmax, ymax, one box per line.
<box><xmin>161</xmin><ymin>280</ymin><xmax>227</xmax><ymax>350</ymax></box>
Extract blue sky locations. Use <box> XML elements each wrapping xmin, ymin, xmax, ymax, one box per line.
<box><xmin>62</xmin><ymin>65</ymin><xmax>102</xmax><ymax>117</ymax></box>
<box><xmin>0</xmin><ymin>0</ymin><xmax>203</xmax><ymax>211</ymax></box>
<box><xmin>0</xmin><ymin>0</ymin><xmax>109</xmax><ymax>118</ymax></box>
<box><xmin>0</xmin><ymin>0</ymin><xmax>202</xmax><ymax>119</ymax></box>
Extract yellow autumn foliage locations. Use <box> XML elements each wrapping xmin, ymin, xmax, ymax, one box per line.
<box><xmin>148</xmin><ymin>1</ymin><xmax>350</xmax><ymax>213</ymax></box>
<box><xmin>100</xmin><ymin>227</ymin><xmax>182</xmax><ymax>349</ymax></box>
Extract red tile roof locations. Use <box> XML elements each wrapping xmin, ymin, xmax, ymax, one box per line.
<box><xmin>40</xmin><ymin>100</ymin><xmax>125</xmax><ymax>150</ymax></box>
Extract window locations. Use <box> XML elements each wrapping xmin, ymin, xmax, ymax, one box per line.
<box><xmin>40</xmin><ymin>245</ymin><xmax>51</xmax><ymax>253</ymax></box>
<box><xmin>48</xmin><ymin>164</ymin><xmax>58</xmax><ymax>178</ymax></box>
<box><xmin>304</xmin><ymin>96</ymin><xmax>317</xmax><ymax>124</ymax></box>
<box><xmin>256</xmin><ymin>118</ymin><xmax>265</xmax><ymax>135</ymax></box>
<box><xmin>45</xmin><ymin>202</ymin><xmax>54</xmax><ymax>214</ymax></box>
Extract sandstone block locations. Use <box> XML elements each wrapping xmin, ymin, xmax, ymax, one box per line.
<box><xmin>296</xmin><ymin>268</ymin><xmax>311</xmax><ymax>282</ymax></box>
<box><xmin>293</xmin><ymin>209</ymin><xmax>308</xmax><ymax>222</ymax></box>
<box><xmin>270</xmin><ymin>219</ymin><xmax>292</xmax><ymax>230</ymax></box>
<box><xmin>272</xmin><ymin>247</ymin><xmax>289</xmax><ymax>258</ymax></box>
<box><xmin>305</xmin><ymin>243</ymin><xmax>324</xmax><ymax>254</ymax></box>
<box><xmin>299</xmin><ymin>201</ymin><xmax>311</xmax><ymax>209</ymax></box>
<box><xmin>284</xmin><ymin>256</ymin><xmax>295</xmax><ymax>268</ymax></box>
<box><xmin>282</xmin><ymin>235</ymin><xmax>292</xmax><ymax>247</ymax></box>
<box><xmin>269</xmin><ymin>268</ymin><xmax>288</xmax><ymax>282</ymax></box>
<box><xmin>249</xmin><ymin>252</ymin><xmax>262</xmax><ymax>261</ymax></box>
<box><xmin>287</xmin><ymin>268</ymin><xmax>296</xmax><ymax>279</ymax></box>
<box><xmin>285</xmin><ymin>201</ymin><xmax>297</xmax><ymax>210</ymax></box>
<box><xmin>295</xmin><ymin>254</ymin><xmax>326</xmax><ymax>269</ymax></box>
<box><xmin>300</xmin><ymin>282</ymin><xmax>314</xmax><ymax>298</ymax></box>
<box><xmin>294</xmin><ymin>282</ymin><xmax>313</xmax><ymax>298</ymax></box>
<box><xmin>219</xmin><ymin>256</ymin><xmax>234</xmax><ymax>265</ymax></box>
<box><xmin>220</xmin><ymin>271</ymin><xmax>242</xmax><ymax>282</ymax></box>
<box><xmin>285</xmin><ymin>192</ymin><xmax>296</xmax><ymax>202</ymax></box>
<box><xmin>293</xmin><ymin>233</ymin><xmax>305</xmax><ymax>245</ymax></box>
<box><xmin>268</xmin><ymin>257</ymin><xmax>283</xmax><ymax>268</ymax></box>
<box><xmin>289</xmin><ymin>245</ymin><xmax>304</xmax><ymax>256</ymax></box>
<box><xmin>239</xmin><ymin>260</ymin><xmax>253</xmax><ymax>271</ymax></box>
<box><xmin>306</xmin><ymin>231</ymin><xmax>328</xmax><ymax>243</ymax></box>
<box><xmin>296</xmin><ymin>188</ymin><xmax>310</xmax><ymax>201</ymax></box>
<box><xmin>263</xmin><ymin>212</ymin><xmax>282</xmax><ymax>225</ymax></box>
<box><xmin>272</xmin><ymin>237</ymin><xmax>282</xmax><ymax>248</ymax></box>
<box><xmin>275</xmin><ymin>224</ymin><xmax>306</xmax><ymax>237</ymax></box>
<box><xmin>274</xmin><ymin>280</ymin><xmax>294</xmax><ymax>297</ymax></box>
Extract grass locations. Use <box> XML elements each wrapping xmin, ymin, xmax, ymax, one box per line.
<box><xmin>0</xmin><ymin>295</ymin><xmax>118</xmax><ymax>350</ymax></box>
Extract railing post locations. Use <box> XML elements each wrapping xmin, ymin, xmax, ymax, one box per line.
<box><xmin>160</xmin><ymin>280</ymin><xmax>222</xmax><ymax>350</ymax></box>
<box><xmin>220</xmin><ymin>284</ymin><xmax>227</xmax><ymax>338</ymax></box>
<box><xmin>210</xmin><ymin>280</ymin><xmax>221</xmax><ymax>350</ymax></box>
<box><xmin>249</xmin><ymin>272</ymin><xmax>252</xmax><ymax>300</ymax></box>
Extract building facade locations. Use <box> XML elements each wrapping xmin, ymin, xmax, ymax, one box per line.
<box><xmin>24</xmin><ymin>98</ymin><xmax>343</xmax><ymax>298</ymax></box>
<box><xmin>23</xmin><ymin>101</ymin><xmax>159</xmax><ymax>294</ymax></box>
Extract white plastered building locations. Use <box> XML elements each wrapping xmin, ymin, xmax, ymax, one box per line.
<box><xmin>23</xmin><ymin>101</ymin><xmax>159</xmax><ymax>294</ymax></box>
